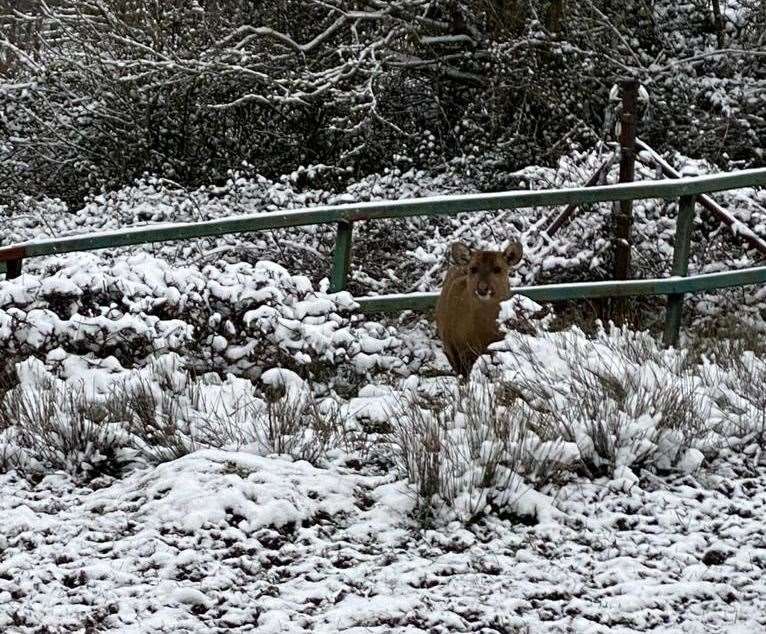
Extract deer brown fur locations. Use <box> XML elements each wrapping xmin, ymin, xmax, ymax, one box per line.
<box><xmin>435</xmin><ymin>241</ymin><xmax>523</xmax><ymax>377</ymax></box>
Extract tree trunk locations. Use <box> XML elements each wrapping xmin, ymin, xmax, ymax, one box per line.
<box><xmin>711</xmin><ymin>0</ymin><xmax>724</xmax><ymax>48</ymax></box>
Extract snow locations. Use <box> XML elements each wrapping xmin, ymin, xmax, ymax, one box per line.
<box><xmin>0</xmin><ymin>253</ymin><xmax>418</xmax><ymax>381</ymax></box>
<box><xmin>2</xmin><ymin>148</ymin><xmax>766</xmax><ymax>633</ymax></box>
<box><xmin>1</xmin><ymin>301</ymin><xmax>766</xmax><ymax>632</ymax></box>
<box><xmin>2</xmin><ymin>444</ymin><xmax>766</xmax><ymax>632</ymax></box>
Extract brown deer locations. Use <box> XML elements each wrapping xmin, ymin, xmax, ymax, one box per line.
<box><xmin>435</xmin><ymin>240</ymin><xmax>523</xmax><ymax>377</ymax></box>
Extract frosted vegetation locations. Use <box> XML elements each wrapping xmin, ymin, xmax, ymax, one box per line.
<box><xmin>3</xmin><ymin>266</ymin><xmax>766</xmax><ymax>629</ymax></box>
<box><xmin>2</xmin><ymin>0</ymin><xmax>766</xmax><ymax>631</ymax></box>
<box><xmin>1</xmin><ymin>222</ymin><xmax>766</xmax><ymax>522</ymax></box>
<box><xmin>2</xmin><ymin>0</ymin><xmax>765</xmax><ymax>208</ymax></box>
<box><xmin>1</xmin><ymin>137</ymin><xmax>766</xmax><ymax>522</ymax></box>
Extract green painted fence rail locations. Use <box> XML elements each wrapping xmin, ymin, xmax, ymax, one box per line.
<box><xmin>2</xmin><ymin>168</ymin><xmax>766</xmax><ymax>346</ymax></box>
<box><xmin>355</xmin><ymin>265</ymin><xmax>766</xmax><ymax>313</ymax></box>
<box><xmin>1</xmin><ymin>169</ymin><xmax>764</xmax><ymax>262</ymax></box>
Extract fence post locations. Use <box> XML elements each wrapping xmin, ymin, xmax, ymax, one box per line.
<box><xmin>614</xmin><ymin>78</ymin><xmax>639</xmax><ymax>281</ymax></box>
<box><xmin>329</xmin><ymin>221</ymin><xmax>353</xmax><ymax>292</ymax></box>
<box><xmin>663</xmin><ymin>195</ymin><xmax>696</xmax><ymax>347</ymax></box>
<box><xmin>612</xmin><ymin>78</ymin><xmax>639</xmax><ymax>325</ymax></box>
<box><xmin>2</xmin><ymin>246</ymin><xmax>26</xmax><ymax>279</ymax></box>
<box><xmin>6</xmin><ymin>258</ymin><xmax>23</xmax><ymax>279</ymax></box>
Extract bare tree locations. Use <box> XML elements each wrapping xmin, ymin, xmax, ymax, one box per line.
<box><xmin>1</xmin><ymin>0</ymin><xmax>765</xmax><ymax>208</ymax></box>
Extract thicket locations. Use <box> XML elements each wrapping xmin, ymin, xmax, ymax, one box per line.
<box><xmin>1</xmin><ymin>0</ymin><xmax>765</xmax><ymax>208</ymax></box>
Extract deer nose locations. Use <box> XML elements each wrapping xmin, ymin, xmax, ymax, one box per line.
<box><xmin>476</xmin><ymin>284</ymin><xmax>491</xmax><ymax>297</ymax></box>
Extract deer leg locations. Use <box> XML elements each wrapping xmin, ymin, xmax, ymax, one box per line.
<box><xmin>444</xmin><ymin>344</ymin><xmax>461</xmax><ymax>375</ymax></box>
<box><xmin>456</xmin><ymin>349</ymin><xmax>478</xmax><ymax>379</ymax></box>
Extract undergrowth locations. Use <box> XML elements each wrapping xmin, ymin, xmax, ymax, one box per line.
<box><xmin>1</xmin><ymin>312</ymin><xmax>765</xmax><ymax>528</ymax></box>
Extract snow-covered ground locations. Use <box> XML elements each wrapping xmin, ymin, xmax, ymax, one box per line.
<box><xmin>2</xmin><ymin>152</ymin><xmax>766</xmax><ymax>632</ymax></box>
<box><xmin>2</xmin><ymin>445</ymin><xmax>766</xmax><ymax>633</ymax></box>
<box><xmin>2</xmin><ymin>316</ymin><xmax>766</xmax><ymax>632</ymax></box>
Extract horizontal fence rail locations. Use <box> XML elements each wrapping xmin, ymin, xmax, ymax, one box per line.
<box><xmin>1</xmin><ymin>169</ymin><xmax>765</xmax><ymax>263</ymax></box>
<box><xmin>355</xmin><ymin>266</ymin><xmax>766</xmax><ymax>313</ymax></box>
<box><xmin>2</xmin><ymin>168</ymin><xmax>766</xmax><ymax>347</ymax></box>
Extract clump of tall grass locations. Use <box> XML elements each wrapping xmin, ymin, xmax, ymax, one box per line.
<box><xmin>0</xmin><ymin>359</ymin><xmax>348</xmax><ymax>482</ymax></box>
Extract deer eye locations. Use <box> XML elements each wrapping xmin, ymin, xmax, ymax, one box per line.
<box><xmin>469</xmin><ymin>266</ymin><xmax>478</xmax><ymax>275</ymax></box>
<box><xmin>493</xmin><ymin>266</ymin><xmax>502</xmax><ymax>274</ymax></box>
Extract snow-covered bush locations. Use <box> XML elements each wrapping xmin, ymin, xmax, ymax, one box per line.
<box><xmin>391</xmin><ymin>378</ymin><xmax>564</xmax><ymax>525</ymax></box>
<box><xmin>0</xmin><ymin>352</ymin><xmax>351</xmax><ymax>482</ymax></box>
<box><xmin>498</xmin><ymin>295</ymin><xmax>553</xmax><ymax>336</ymax></box>
<box><xmin>193</xmin><ymin>368</ymin><xmax>347</xmax><ymax>465</ymax></box>
<box><xmin>0</xmin><ymin>359</ymin><xmax>132</xmax><ymax>481</ymax></box>
<box><xmin>695</xmin><ymin>341</ymin><xmax>766</xmax><ymax>444</ymax></box>
<box><xmin>3</xmin><ymin>0</ymin><xmax>765</xmax><ymax>209</ymax></box>
<box><xmin>386</xmin><ymin>320</ymin><xmax>766</xmax><ymax>526</ymax></box>
<box><xmin>490</xmin><ymin>327</ymin><xmax>721</xmax><ymax>478</ymax></box>
<box><xmin>0</xmin><ymin>253</ymin><xmax>425</xmax><ymax>385</ymax></box>
<box><xmin>101</xmin><ymin>375</ymin><xmax>200</xmax><ymax>467</ymax></box>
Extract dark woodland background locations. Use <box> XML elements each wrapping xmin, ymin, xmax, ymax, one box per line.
<box><xmin>1</xmin><ymin>0</ymin><xmax>764</xmax><ymax>209</ymax></box>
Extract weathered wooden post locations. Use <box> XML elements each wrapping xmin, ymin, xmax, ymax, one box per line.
<box><xmin>612</xmin><ymin>78</ymin><xmax>639</xmax><ymax>323</ymax></box>
<box><xmin>329</xmin><ymin>221</ymin><xmax>353</xmax><ymax>292</ymax></box>
<box><xmin>663</xmin><ymin>195</ymin><xmax>696</xmax><ymax>347</ymax></box>
<box><xmin>614</xmin><ymin>78</ymin><xmax>638</xmax><ymax>281</ymax></box>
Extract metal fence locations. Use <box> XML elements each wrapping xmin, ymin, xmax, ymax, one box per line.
<box><xmin>2</xmin><ymin>168</ymin><xmax>766</xmax><ymax>346</ymax></box>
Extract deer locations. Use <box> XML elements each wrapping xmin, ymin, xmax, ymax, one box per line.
<box><xmin>435</xmin><ymin>240</ymin><xmax>524</xmax><ymax>377</ymax></box>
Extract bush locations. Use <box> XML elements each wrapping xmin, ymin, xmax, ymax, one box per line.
<box><xmin>492</xmin><ymin>327</ymin><xmax>724</xmax><ymax>478</ymax></box>
<box><xmin>391</xmin><ymin>379</ymin><xmax>563</xmax><ymax>525</ymax></box>
<box><xmin>193</xmin><ymin>368</ymin><xmax>347</xmax><ymax>465</ymax></box>
<box><xmin>0</xmin><ymin>253</ymin><xmax>424</xmax><ymax>386</ymax></box>
<box><xmin>0</xmin><ymin>353</ymin><xmax>350</xmax><ymax>482</ymax></box>
<box><xmin>693</xmin><ymin>339</ymin><xmax>766</xmax><ymax>444</ymax></box>
<box><xmin>388</xmin><ymin>321</ymin><xmax>766</xmax><ymax>526</ymax></box>
<box><xmin>0</xmin><ymin>363</ymin><xmax>131</xmax><ymax>480</ymax></box>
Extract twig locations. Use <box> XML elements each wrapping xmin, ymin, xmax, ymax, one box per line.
<box><xmin>544</xmin><ymin>153</ymin><xmax>617</xmax><ymax>237</ymax></box>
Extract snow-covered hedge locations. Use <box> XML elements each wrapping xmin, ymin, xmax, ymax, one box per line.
<box><xmin>0</xmin><ymin>253</ymin><xmax>427</xmax><ymax>383</ymax></box>
<box><xmin>3</xmin><ymin>312</ymin><xmax>766</xmax><ymax>527</ymax></box>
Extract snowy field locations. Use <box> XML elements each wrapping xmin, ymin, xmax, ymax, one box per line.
<box><xmin>3</xmin><ymin>0</ymin><xmax>766</xmax><ymax>629</ymax></box>
<box><xmin>2</xmin><ymin>433</ymin><xmax>766</xmax><ymax>632</ymax></box>
<box><xmin>2</xmin><ymin>319</ymin><xmax>766</xmax><ymax>632</ymax></box>
<box><xmin>2</xmin><ymin>154</ymin><xmax>766</xmax><ymax>633</ymax></box>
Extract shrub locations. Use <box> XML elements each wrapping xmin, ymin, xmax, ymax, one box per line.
<box><xmin>101</xmin><ymin>375</ymin><xmax>199</xmax><ymax>466</ymax></box>
<box><xmin>492</xmin><ymin>327</ymin><xmax>719</xmax><ymax>478</ymax></box>
<box><xmin>3</xmin><ymin>0</ymin><xmax>764</xmax><ymax>207</ymax></box>
<box><xmin>0</xmin><ymin>363</ymin><xmax>131</xmax><ymax>480</ymax></box>
<box><xmin>0</xmin><ymin>352</ymin><xmax>350</xmax><ymax>482</ymax></box>
<box><xmin>0</xmin><ymin>254</ymin><xmax>422</xmax><ymax>386</ymax></box>
<box><xmin>391</xmin><ymin>378</ymin><xmax>562</xmax><ymax>525</ymax></box>
<box><xmin>192</xmin><ymin>368</ymin><xmax>347</xmax><ymax>465</ymax></box>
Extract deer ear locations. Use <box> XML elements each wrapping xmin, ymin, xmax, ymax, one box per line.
<box><xmin>503</xmin><ymin>241</ymin><xmax>523</xmax><ymax>266</ymax></box>
<box><xmin>451</xmin><ymin>242</ymin><xmax>472</xmax><ymax>265</ymax></box>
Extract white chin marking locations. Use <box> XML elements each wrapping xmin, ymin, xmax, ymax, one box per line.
<box><xmin>475</xmin><ymin>291</ymin><xmax>493</xmax><ymax>300</ymax></box>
